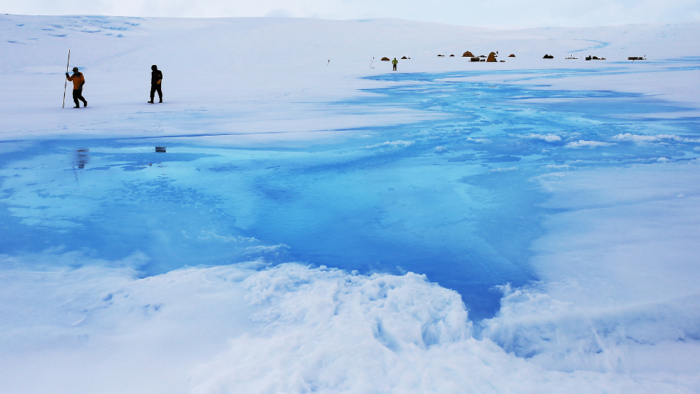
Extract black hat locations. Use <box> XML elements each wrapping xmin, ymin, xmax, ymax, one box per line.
<box><xmin>72</xmin><ymin>67</ymin><xmax>79</xmax><ymax>71</ymax></box>
<box><xmin>151</xmin><ymin>65</ymin><xmax>158</xmax><ymax>70</ymax></box>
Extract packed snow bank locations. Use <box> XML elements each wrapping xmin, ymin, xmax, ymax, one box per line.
<box><xmin>483</xmin><ymin>163</ymin><xmax>700</xmax><ymax>371</ymax></box>
<box><xmin>2</xmin><ymin>260</ymin><xmax>696</xmax><ymax>394</ymax></box>
<box><xmin>0</xmin><ymin>254</ymin><xmax>260</xmax><ymax>394</ymax></box>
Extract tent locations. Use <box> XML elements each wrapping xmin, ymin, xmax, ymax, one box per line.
<box><xmin>381</xmin><ymin>57</ymin><xmax>390</xmax><ymax>61</ymax></box>
<box><xmin>508</xmin><ymin>54</ymin><xmax>516</xmax><ymax>57</ymax></box>
<box><xmin>486</xmin><ymin>52</ymin><xmax>497</xmax><ymax>62</ymax></box>
<box><xmin>462</xmin><ymin>51</ymin><xmax>475</xmax><ymax>57</ymax></box>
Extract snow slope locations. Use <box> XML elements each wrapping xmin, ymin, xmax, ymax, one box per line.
<box><xmin>1</xmin><ymin>15</ymin><xmax>700</xmax><ymax>393</ymax></box>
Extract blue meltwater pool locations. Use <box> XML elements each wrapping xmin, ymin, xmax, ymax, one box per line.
<box><xmin>1</xmin><ymin>65</ymin><xmax>698</xmax><ymax>320</ymax></box>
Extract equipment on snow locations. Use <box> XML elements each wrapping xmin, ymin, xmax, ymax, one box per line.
<box><xmin>62</xmin><ymin>50</ymin><xmax>70</xmax><ymax>108</ymax></box>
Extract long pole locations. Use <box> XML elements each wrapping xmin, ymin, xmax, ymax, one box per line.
<box><xmin>62</xmin><ymin>49</ymin><xmax>70</xmax><ymax>108</ymax></box>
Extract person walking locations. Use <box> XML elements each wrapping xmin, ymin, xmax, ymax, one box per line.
<box><xmin>65</xmin><ymin>67</ymin><xmax>87</xmax><ymax>108</ymax></box>
<box><xmin>149</xmin><ymin>65</ymin><xmax>163</xmax><ymax>104</ymax></box>
<box><xmin>392</xmin><ymin>57</ymin><xmax>398</xmax><ymax>71</ymax></box>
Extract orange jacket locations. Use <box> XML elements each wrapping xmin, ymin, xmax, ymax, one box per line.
<box><xmin>67</xmin><ymin>73</ymin><xmax>85</xmax><ymax>90</ymax></box>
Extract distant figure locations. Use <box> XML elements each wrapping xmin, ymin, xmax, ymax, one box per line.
<box><xmin>149</xmin><ymin>65</ymin><xmax>163</xmax><ymax>104</ymax></box>
<box><xmin>392</xmin><ymin>57</ymin><xmax>398</xmax><ymax>71</ymax></box>
<box><xmin>65</xmin><ymin>67</ymin><xmax>87</xmax><ymax>108</ymax></box>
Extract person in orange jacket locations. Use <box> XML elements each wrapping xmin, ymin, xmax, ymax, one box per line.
<box><xmin>65</xmin><ymin>67</ymin><xmax>87</xmax><ymax>108</ymax></box>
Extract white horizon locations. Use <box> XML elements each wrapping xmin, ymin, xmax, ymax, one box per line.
<box><xmin>2</xmin><ymin>0</ymin><xmax>700</xmax><ymax>28</ymax></box>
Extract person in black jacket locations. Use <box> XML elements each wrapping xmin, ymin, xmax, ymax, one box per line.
<box><xmin>149</xmin><ymin>65</ymin><xmax>163</xmax><ymax>104</ymax></box>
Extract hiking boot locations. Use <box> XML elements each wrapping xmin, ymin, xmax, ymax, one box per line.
<box><xmin>148</xmin><ymin>101</ymin><xmax>154</xmax><ymax>104</ymax></box>
<box><xmin>84</xmin><ymin>102</ymin><xmax>88</xmax><ymax>107</ymax></box>
<box><xmin>74</xmin><ymin>105</ymin><xmax>80</xmax><ymax>108</ymax></box>
<box><xmin>159</xmin><ymin>99</ymin><xmax>162</xmax><ymax>103</ymax></box>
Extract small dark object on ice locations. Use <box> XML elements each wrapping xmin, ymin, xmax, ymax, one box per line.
<box><xmin>155</xmin><ymin>146</ymin><xmax>166</xmax><ymax>153</ymax></box>
<box><xmin>543</xmin><ymin>54</ymin><xmax>554</xmax><ymax>59</ymax></box>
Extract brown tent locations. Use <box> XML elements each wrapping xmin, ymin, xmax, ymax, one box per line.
<box><xmin>401</xmin><ymin>56</ymin><xmax>408</xmax><ymax>59</ymax></box>
<box><xmin>437</xmin><ymin>54</ymin><xmax>445</xmax><ymax>57</ymax></box>
<box><xmin>462</xmin><ymin>51</ymin><xmax>474</xmax><ymax>57</ymax></box>
<box><xmin>381</xmin><ymin>57</ymin><xmax>390</xmax><ymax>61</ymax></box>
<box><xmin>450</xmin><ymin>54</ymin><xmax>455</xmax><ymax>57</ymax></box>
<box><xmin>486</xmin><ymin>52</ymin><xmax>497</xmax><ymax>62</ymax></box>
<box><xmin>508</xmin><ymin>54</ymin><xmax>516</xmax><ymax>57</ymax></box>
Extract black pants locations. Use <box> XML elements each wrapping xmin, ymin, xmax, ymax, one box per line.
<box><xmin>150</xmin><ymin>84</ymin><xmax>162</xmax><ymax>102</ymax></box>
<box><xmin>393</xmin><ymin>64</ymin><xmax>397</xmax><ymax>71</ymax></box>
<box><xmin>73</xmin><ymin>89</ymin><xmax>87</xmax><ymax>107</ymax></box>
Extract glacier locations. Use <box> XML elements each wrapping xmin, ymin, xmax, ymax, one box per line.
<box><xmin>1</xmin><ymin>15</ymin><xmax>700</xmax><ymax>393</ymax></box>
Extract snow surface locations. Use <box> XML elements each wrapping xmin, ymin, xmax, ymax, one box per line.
<box><xmin>1</xmin><ymin>15</ymin><xmax>700</xmax><ymax>393</ymax></box>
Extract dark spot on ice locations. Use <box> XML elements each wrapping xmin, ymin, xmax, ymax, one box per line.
<box><xmin>484</xmin><ymin>155</ymin><xmax>521</xmax><ymax>163</ymax></box>
<box><xmin>448</xmin><ymin>154</ymin><xmax>476</xmax><ymax>162</ymax></box>
<box><xmin>208</xmin><ymin>164</ymin><xmax>239</xmax><ymax>172</ymax></box>
<box><xmin>103</xmin><ymin>294</ymin><xmax>113</xmax><ymax>302</ymax></box>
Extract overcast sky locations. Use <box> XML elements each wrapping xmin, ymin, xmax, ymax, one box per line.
<box><xmin>2</xmin><ymin>0</ymin><xmax>700</xmax><ymax>27</ymax></box>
